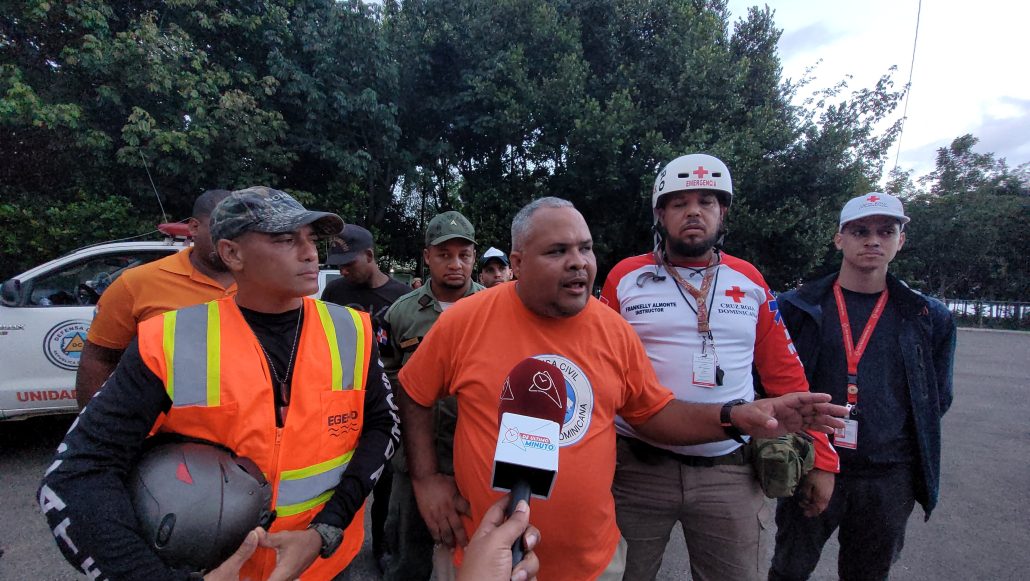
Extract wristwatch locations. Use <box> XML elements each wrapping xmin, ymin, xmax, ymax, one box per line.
<box><xmin>308</xmin><ymin>523</ymin><xmax>344</xmax><ymax>558</ymax></box>
<box><xmin>719</xmin><ymin>398</ymin><xmax>748</xmax><ymax>444</ymax></box>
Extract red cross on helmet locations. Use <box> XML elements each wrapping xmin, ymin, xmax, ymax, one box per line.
<box><xmin>651</xmin><ymin>153</ymin><xmax>734</xmax><ymax>224</ymax></box>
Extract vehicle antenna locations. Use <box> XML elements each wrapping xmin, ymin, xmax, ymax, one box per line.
<box><xmin>139</xmin><ymin>149</ymin><xmax>169</xmax><ymax>224</ymax></box>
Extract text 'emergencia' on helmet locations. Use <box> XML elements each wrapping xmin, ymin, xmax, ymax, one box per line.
<box><xmin>652</xmin><ymin>153</ymin><xmax>734</xmax><ymax>220</ymax></box>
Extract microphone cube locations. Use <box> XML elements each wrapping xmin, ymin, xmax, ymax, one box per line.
<box><xmin>491</xmin><ymin>412</ymin><xmax>560</xmax><ymax>499</ymax></box>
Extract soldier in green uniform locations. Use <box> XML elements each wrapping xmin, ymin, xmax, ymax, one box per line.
<box><xmin>382</xmin><ymin>210</ymin><xmax>483</xmax><ymax>581</ymax></box>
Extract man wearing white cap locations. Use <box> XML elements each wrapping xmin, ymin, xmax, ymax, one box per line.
<box><xmin>769</xmin><ymin>192</ymin><xmax>957</xmax><ymax>581</ymax></box>
<box><xmin>477</xmin><ymin>247</ymin><xmax>512</xmax><ymax>288</ymax></box>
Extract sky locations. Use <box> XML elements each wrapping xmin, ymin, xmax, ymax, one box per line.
<box><xmin>725</xmin><ymin>0</ymin><xmax>1030</xmax><ymax>179</ymax></box>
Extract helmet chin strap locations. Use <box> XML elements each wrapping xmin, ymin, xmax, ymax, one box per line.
<box><xmin>651</xmin><ymin>222</ymin><xmax>665</xmax><ymax>250</ymax></box>
<box><xmin>714</xmin><ymin>227</ymin><xmax>727</xmax><ymax>251</ymax></box>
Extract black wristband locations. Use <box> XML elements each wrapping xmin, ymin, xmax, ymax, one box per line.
<box><xmin>720</xmin><ymin>399</ymin><xmax>748</xmax><ymax>444</ymax></box>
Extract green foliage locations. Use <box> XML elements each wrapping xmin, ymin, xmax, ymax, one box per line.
<box><xmin>0</xmin><ymin>195</ymin><xmax>151</xmax><ymax>278</ymax></box>
<box><xmin>6</xmin><ymin>0</ymin><xmax>1022</xmax><ymax>304</ymax></box>
<box><xmin>385</xmin><ymin>0</ymin><xmax>905</xmax><ymax>288</ymax></box>
<box><xmin>1</xmin><ymin>0</ymin><xmax>400</xmax><ymax>274</ymax></box>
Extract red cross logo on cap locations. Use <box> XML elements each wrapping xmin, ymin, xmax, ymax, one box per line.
<box><xmin>866</xmin><ymin>195</ymin><xmax>880</xmax><ymax>203</ymax></box>
<box><xmin>692</xmin><ymin>166</ymin><xmax>710</xmax><ymax>179</ymax></box>
<box><xmin>725</xmin><ymin>286</ymin><xmax>746</xmax><ymax>303</ymax></box>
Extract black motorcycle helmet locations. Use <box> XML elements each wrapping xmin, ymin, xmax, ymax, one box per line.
<box><xmin>129</xmin><ymin>440</ymin><xmax>275</xmax><ymax>573</ymax></box>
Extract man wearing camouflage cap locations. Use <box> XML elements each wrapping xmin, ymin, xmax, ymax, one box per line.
<box><xmin>381</xmin><ymin>210</ymin><xmax>483</xmax><ymax>581</ymax></box>
<box><xmin>40</xmin><ymin>187</ymin><xmax>400</xmax><ymax>580</ymax></box>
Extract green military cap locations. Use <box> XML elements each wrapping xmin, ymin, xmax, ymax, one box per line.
<box><xmin>425</xmin><ymin>211</ymin><xmax>476</xmax><ymax>247</ymax></box>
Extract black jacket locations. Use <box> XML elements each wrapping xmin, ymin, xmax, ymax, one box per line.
<box><xmin>778</xmin><ymin>272</ymin><xmax>956</xmax><ymax>518</ymax></box>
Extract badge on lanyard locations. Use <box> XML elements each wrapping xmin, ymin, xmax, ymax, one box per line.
<box><xmin>833</xmin><ymin>281</ymin><xmax>888</xmax><ymax>433</ymax></box>
<box><xmin>657</xmin><ymin>249</ymin><xmax>725</xmax><ymax>388</ymax></box>
<box><xmin>834</xmin><ymin>417</ymin><xmax>859</xmax><ymax>449</ymax></box>
<box><xmin>692</xmin><ymin>352</ymin><xmax>718</xmax><ymax>387</ymax></box>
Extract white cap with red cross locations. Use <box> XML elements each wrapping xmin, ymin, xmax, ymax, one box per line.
<box><xmin>838</xmin><ymin>192</ymin><xmax>911</xmax><ymax>231</ymax></box>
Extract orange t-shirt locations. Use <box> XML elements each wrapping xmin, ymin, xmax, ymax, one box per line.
<box><xmin>399</xmin><ymin>283</ymin><xmax>674</xmax><ymax>581</ymax></box>
<box><xmin>87</xmin><ymin>247</ymin><xmax>236</xmax><ymax>349</ymax></box>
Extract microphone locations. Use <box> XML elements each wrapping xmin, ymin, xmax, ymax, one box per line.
<box><xmin>492</xmin><ymin>357</ymin><xmax>567</xmax><ymax>565</ymax></box>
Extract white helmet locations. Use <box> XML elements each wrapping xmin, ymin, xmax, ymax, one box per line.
<box><xmin>652</xmin><ymin>153</ymin><xmax>733</xmax><ymax>223</ymax></box>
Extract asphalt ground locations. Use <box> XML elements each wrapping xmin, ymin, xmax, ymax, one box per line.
<box><xmin>1</xmin><ymin>328</ymin><xmax>1027</xmax><ymax>580</ymax></box>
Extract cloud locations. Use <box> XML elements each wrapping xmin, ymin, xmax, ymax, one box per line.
<box><xmin>971</xmin><ymin>98</ymin><xmax>1030</xmax><ymax>165</ymax></box>
<box><xmin>778</xmin><ymin>22</ymin><xmax>838</xmax><ymax>61</ymax></box>
<box><xmin>896</xmin><ymin>101</ymin><xmax>1030</xmax><ymax>178</ymax></box>
<box><xmin>902</xmin><ymin>99</ymin><xmax>1030</xmax><ymax>169</ymax></box>
<box><xmin>897</xmin><ymin>140</ymin><xmax>948</xmax><ymax>178</ymax></box>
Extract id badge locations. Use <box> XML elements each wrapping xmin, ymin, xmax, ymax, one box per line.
<box><xmin>692</xmin><ymin>352</ymin><xmax>717</xmax><ymax>387</ymax></box>
<box><xmin>834</xmin><ymin>418</ymin><xmax>858</xmax><ymax>449</ymax></box>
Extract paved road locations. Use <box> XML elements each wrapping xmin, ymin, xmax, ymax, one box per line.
<box><xmin>2</xmin><ymin>329</ymin><xmax>1027</xmax><ymax>580</ymax></box>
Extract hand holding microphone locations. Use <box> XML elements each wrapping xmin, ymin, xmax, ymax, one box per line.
<box><xmin>458</xmin><ymin>494</ymin><xmax>541</xmax><ymax>581</ymax></box>
<box><xmin>492</xmin><ymin>358</ymin><xmax>567</xmax><ymax>566</ymax></box>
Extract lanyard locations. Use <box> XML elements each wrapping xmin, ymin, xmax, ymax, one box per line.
<box><xmin>654</xmin><ymin>249</ymin><xmax>718</xmax><ymax>334</ymax></box>
<box><xmin>832</xmin><ymin>281</ymin><xmax>888</xmax><ymax>406</ymax></box>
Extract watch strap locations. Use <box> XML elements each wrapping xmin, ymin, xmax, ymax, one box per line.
<box><xmin>309</xmin><ymin>522</ymin><xmax>343</xmax><ymax>558</ymax></box>
<box><xmin>720</xmin><ymin>399</ymin><xmax>747</xmax><ymax>444</ymax></box>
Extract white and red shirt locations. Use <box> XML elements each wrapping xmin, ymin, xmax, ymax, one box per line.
<box><xmin>602</xmin><ymin>252</ymin><xmax>838</xmax><ymax>470</ymax></box>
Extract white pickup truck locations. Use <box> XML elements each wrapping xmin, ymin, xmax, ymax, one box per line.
<box><xmin>0</xmin><ymin>230</ymin><xmax>341</xmax><ymax>420</ymax></box>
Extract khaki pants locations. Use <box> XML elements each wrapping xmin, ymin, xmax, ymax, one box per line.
<box><xmin>612</xmin><ymin>438</ymin><xmax>772</xmax><ymax>581</ymax></box>
<box><xmin>597</xmin><ymin>537</ymin><xmax>627</xmax><ymax>581</ymax></box>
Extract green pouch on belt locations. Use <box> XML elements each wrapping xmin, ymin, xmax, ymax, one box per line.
<box><xmin>749</xmin><ymin>433</ymin><xmax>815</xmax><ymax>498</ymax></box>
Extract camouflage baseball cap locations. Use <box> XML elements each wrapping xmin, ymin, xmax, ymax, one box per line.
<box><xmin>425</xmin><ymin>211</ymin><xmax>476</xmax><ymax>247</ymax></box>
<box><xmin>210</xmin><ymin>186</ymin><xmax>344</xmax><ymax>242</ymax></box>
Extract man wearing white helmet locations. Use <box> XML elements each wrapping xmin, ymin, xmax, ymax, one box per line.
<box><xmin>769</xmin><ymin>193</ymin><xmax>956</xmax><ymax>581</ymax></box>
<box><xmin>601</xmin><ymin>153</ymin><xmax>840</xmax><ymax>580</ymax></box>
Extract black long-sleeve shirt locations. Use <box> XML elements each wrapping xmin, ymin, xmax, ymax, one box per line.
<box><xmin>39</xmin><ymin>305</ymin><xmax>399</xmax><ymax>580</ymax></box>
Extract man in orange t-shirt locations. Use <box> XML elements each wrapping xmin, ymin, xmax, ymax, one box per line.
<box><xmin>75</xmin><ymin>190</ymin><xmax>237</xmax><ymax>407</ymax></box>
<box><xmin>397</xmin><ymin>198</ymin><xmax>847</xmax><ymax>580</ymax></box>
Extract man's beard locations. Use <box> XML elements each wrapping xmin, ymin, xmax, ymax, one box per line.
<box><xmin>667</xmin><ymin>233</ymin><xmax>719</xmax><ymax>258</ymax></box>
<box><xmin>658</xmin><ymin>222</ymin><xmax>722</xmax><ymax>259</ymax></box>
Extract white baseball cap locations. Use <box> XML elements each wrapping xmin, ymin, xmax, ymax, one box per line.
<box><xmin>479</xmin><ymin>246</ymin><xmax>510</xmax><ymax>267</ymax></box>
<box><xmin>839</xmin><ymin>192</ymin><xmax>910</xmax><ymax>231</ymax></box>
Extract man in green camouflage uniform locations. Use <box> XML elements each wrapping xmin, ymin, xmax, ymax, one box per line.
<box><xmin>381</xmin><ymin>211</ymin><xmax>483</xmax><ymax>581</ymax></box>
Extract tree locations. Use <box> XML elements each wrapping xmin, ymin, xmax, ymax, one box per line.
<box><xmin>3</xmin><ymin>0</ymin><xmax>919</xmax><ymax>289</ymax></box>
<box><xmin>891</xmin><ymin>135</ymin><xmax>1030</xmax><ymax>300</ymax></box>
<box><xmin>384</xmin><ymin>0</ymin><xmax>906</xmax><ymax>289</ymax></box>
<box><xmin>1</xmin><ymin>0</ymin><xmax>402</xmax><ymax>277</ymax></box>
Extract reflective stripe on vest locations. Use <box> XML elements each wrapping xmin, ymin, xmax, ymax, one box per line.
<box><xmin>314</xmin><ymin>301</ymin><xmax>368</xmax><ymax>391</ymax></box>
<box><xmin>275</xmin><ymin>450</ymin><xmax>355</xmax><ymax>517</ymax></box>
<box><xmin>163</xmin><ymin>301</ymin><xmax>221</xmax><ymax>406</ymax></box>
<box><xmin>164</xmin><ymin>301</ymin><xmax>366</xmax><ymax>407</ymax></box>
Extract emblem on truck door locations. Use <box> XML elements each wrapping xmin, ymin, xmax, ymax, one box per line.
<box><xmin>43</xmin><ymin>320</ymin><xmax>90</xmax><ymax>370</ymax></box>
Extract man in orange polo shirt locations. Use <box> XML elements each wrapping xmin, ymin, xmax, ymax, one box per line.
<box><xmin>396</xmin><ymin>197</ymin><xmax>848</xmax><ymax>580</ymax></box>
<box><xmin>75</xmin><ymin>189</ymin><xmax>237</xmax><ymax>408</ymax></box>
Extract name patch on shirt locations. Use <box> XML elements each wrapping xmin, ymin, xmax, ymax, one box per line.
<box><xmin>624</xmin><ymin>301</ymin><xmax>678</xmax><ymax>316</ymax></box>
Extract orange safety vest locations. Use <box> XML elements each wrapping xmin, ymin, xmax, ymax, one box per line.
<box><xmin>137</xmin><ymin>296</ymin><xmax>373</xmax><ymax>580</ymax></box>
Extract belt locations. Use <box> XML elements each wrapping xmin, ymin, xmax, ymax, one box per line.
<box><xmin>618</xmin><ymin>435</ymin><xmax>751</xmax><ymax>467</ymax></box>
